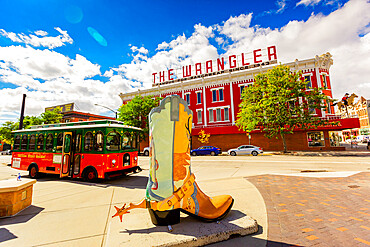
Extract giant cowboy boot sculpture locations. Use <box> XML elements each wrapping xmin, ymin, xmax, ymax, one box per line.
<box><xmin>113</xmin><ymin>95</ymin><xmax>234</xmax><ymax>226</ymax></box>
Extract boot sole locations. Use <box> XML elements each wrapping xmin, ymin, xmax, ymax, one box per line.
<box><xmin>180</xmin><ymin>198</ymin><xmax>234</xmax><ymax>222</ymax></box>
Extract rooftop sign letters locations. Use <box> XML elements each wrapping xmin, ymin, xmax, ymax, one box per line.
<box><xmin>45</xmin><ymin>103</ymin><xmax>74</xmax><ymax>113</ymax></box>
<box><xmin>152</xmin><ymin>46</ymin><xmax>277</xmax><ymax>86</ymax></box>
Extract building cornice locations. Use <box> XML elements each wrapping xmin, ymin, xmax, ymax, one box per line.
<box><xmin>119</xmin><ymin>52</ymin><xmax>333</xmax><ymax>102</ymax></box>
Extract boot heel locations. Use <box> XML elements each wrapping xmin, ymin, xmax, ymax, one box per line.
<box><xmin>148</xmin><ymin>208</ymin><xmax>180</xmax><ymax>226</ymax></box>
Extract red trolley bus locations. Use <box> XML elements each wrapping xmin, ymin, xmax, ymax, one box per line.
<box><xmin>11</xmin><ymin>120</ymin><xmax>142</xmax><ymax>181</ymax></box>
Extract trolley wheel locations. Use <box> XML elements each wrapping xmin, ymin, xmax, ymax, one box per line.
<box><xmin>230</xmin><ymin>151</ymin><xmax>236</xmax><ymax>156</ymax></box>
<box><xmin>191</xmin><ymin>151</ymin><xmax>197</xmax><ymax>156</ymax></box>
<box><xmin>252</xmin><ymin>151</ymin><xmax>258</xmax><ymax>156</ymax></box>
<box><xmin>29</xmin><ymin>165</ymin><xmax>39</xmax><ymax>179</ymax></box>
<box><xmin>83</xmin><ymin>167</ymin><xmax>97</xmax><ymax>182</ymax></box>
<box><xmin>144</xmin><ymin>150</ymin><xmax>149</xmax><ymax>156</ymax></box>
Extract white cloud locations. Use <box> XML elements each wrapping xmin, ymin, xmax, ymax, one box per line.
<box><xmin>0</xmin><ymin>27</ymin><xmax>73</xmax><ymax>49</ymax></box>
<box><xmin>296</xmin><ymin>0</ymin><xmax>322</xmax><ymax>6</ymax></box>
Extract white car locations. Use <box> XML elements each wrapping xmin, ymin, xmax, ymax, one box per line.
<box><xmin>228</xmin><ymin>145</ymin><xmax>263</xmax><ymax>156</ymax></box>
<box><xmin>143</xmin><ymin>147</ymin><xmax>150</xmax><ymax>156</ymax></box>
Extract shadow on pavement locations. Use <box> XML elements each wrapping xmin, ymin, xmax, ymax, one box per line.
<box><xmin>26</xmin><ymin>172</ymin><xmax>148</xmax><ymax>190</ymax></box>
<box><xmin>0</xmin><ymin>205</ymin><xmax>44</xmax><ymax>226</ymax></box>
<box><xmin>0</xmin><ymin>228</ymin><xmax>17</xmax><ymax>243</ymax></box>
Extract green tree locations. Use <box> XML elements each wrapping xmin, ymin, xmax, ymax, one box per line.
<box><xmin>236</xmin><ymin>64</ymin><xmax>335</xmax><ymax>153</ymax></box>
<box><xmin>118</xmin><ymin>95</ymin><xmax>162</xmax><ymax>140</ymax></box>
<box><xmin>0</xmin><ymin>121</ymin><xmax>18</xmax><ymax>143</ymax></box>
<box><xmin>40</xmin><ymin>107</ymin><xmax>63</xmax><ymax>124</ymax></box>
<box><xmin>0</xmin><ymin>107</ymin><xmax>63</xmax><ymax>143</ymax></box>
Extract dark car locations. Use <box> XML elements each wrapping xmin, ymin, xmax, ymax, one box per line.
<box><xmin>191</xmin><ymin>146</ymin><xmax>221</xmax><ymax>156</ymax></box>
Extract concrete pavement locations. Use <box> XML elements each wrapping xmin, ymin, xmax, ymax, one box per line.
<box><xmin>1</xmin><ymin>153</ymin><xmax>370</xmax><ymax>246</ymax></box>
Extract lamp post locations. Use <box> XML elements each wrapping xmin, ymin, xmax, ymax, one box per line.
<box><xmin>94</xmin><ymin>104</ymin><xmax>118</xmax><ymax>119</ymax></box>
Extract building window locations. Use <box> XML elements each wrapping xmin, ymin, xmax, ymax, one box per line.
<box><xmin>322</xmin><ymin>75</ymin><xmax>327</xmax><ymax>88</ymax></box>
<box><xmin>304</xmin><ymin>75</ymin><xmax>312</xmax><ymax>88</ymax></box>
<box><xmin>211</xmin><ymin>88</ymin><xmax>224</xmax><ymax>102</ymax></box>
<box><xmin>196</xmin><ymin>92</ymin><xmax>202</xmax><ymax>104</ymax></box>
<box><xmin>212</xmin><ymin>90</ymin><xmax>217</xmax><ymax>102</ymax></box>
<box><xmin>307</xmin><ymin>131</ymin><xmax>325</xmax><ymax>147</ymax></box>
<box><xmin>185</xmin><ymin>93</ymin><xmax>190</xmax><ymax>105</ymax></box>
<box><xmin>326</xmin><ymin>100</ymin><xmax>332</xmax><ymax>114</ymax></box>
<box><xmin>209</xmin><ymin>109</ymin><xmax>214</xmax><ymax>122</ymax></box>
<box><xmin>216</xmin><ymin>108</ymin><xmax>221</xmax><ymax>121</ymax></box>
<box><xmin>197</xmin><ymin>110</ymin><xmax>202</xmax><ymax>124</ymax></box>
<box><xmin>219</xmin><ymin>89</ymin><xmax>224</xmax><ymax>101</ymax></box>
<box><xmin>224</xmin><ymin>108</ymin><xmax>229</xmax><ymax>121</ymax></box>
<box><xmin>240</xmin><ymin>85</ymin><xmax>245</xmax><ymax>98</ymax></box>
<box><xmin>329</xmin><ymin>131</ymin><xmax>342</xmax><ymax>147</ymax></box>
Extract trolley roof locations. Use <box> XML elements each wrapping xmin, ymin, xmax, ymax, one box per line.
<box><xmin>12</xmin><ymin>120</ymin><xmax>142</xmax><ymax>133</ymax></box>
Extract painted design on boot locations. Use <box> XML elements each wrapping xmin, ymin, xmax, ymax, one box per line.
<box><xmin>190</xmin><ymin>184</ymin><xmax>200</xmax><ymax>215</ymax></box>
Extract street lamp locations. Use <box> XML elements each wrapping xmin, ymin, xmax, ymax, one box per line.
<box><xmin>94</xmin><ymin>104</ymin><xmax>118</xmax><ymax>119</ymax></box>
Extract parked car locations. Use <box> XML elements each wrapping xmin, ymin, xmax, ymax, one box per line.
<box><xmin>0</xmin><ymin>150</ymin><xmax>12</xmax><ymax>155</ymax></box>
<box><xmin>227</xmin><ymin>145</ymin><xmax>263</xmax><ymax>156</ymax></box>
<box><xmin>143</xmin><ymin>147</ymin><xmax>150</xmax><ymax>156</ymax></box>
<box><xmin>191</xmin><ymin>146</ymin><xmax>221</xmax><ymax>156</ymax></box>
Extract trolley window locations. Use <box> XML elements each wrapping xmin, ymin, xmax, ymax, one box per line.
<box><xmin>14</xmin><ymin>135</ymin><xmax>21</xmax><ymax>150</ymax></box>
<box><xmin>29</xmin><ymin>134</ymin><xmax>36</xmax><ymax>151</ymax></box>
<box><xmin>122</xmin><ymin>132</ymin><xmax>132</xmax><ymax>150</ymax></box>
<box><xmin>21</xmin><ymin>135</ymin><xmax>28</xmax><ymax>150</ymax></box>
<box><xmin>56</xmin><ymin>133</ymin><xmax>63</xmax><ymax>151</ymax></box>
<box><xmin>94</xmin><ymin>131</ymin><xmax>104</xmax><ymax>152</ymax></box>
<box><xmin>84</xmin><ymin>132</ymin><xmax>94</xmax><ymax>151</ymax></box>
<box><xmin>75</xmin><ymin>134</ymin><xmax>82</xmax><ymax>153</ymax></box>
<box><xmin>106</xmin><ymin>131</ymin><xmax>120</xmax><ymax>151</ymax></box>
<box><xmin>46</xmin><ymin>134</ymin><xmax>54</xmax><ymax>151</ymax></box>
<box><xmin>37</xmin><ymin>134</ymin><xmax>44</xmax><ymax>151</ymax></box>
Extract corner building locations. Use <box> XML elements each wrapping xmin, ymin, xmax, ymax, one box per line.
<box><xmin>120</xmin><ymin>52</ymin><xmax>359</xmax><ymax>151</ymax></box>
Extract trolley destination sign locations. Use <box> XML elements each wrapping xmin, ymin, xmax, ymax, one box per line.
<box><xmin>152</xmin><ymin>45</ymin><xmax>277</xmax><ymax>86</ymax></box>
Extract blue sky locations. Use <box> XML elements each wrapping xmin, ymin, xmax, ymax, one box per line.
<box><xmin>0</xmin><ymin>0</ymin><xmax>369</xmax><ymax>123</ymax></box>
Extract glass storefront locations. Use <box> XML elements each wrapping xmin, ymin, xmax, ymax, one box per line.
<box><xmin>307</xmin><ymin>131</ymin><xmax>325</xmax><ymax>147</ymax></box>
<box><xmin>329</xmin><ymin>131</ymin><xmax>342</xmax><ymax>147</ymax></box>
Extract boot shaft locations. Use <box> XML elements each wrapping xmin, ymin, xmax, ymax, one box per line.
<box><xmin>146</xmin><ymin>95</ymin><xmax>193</xmax><ymax>201</ymax></box>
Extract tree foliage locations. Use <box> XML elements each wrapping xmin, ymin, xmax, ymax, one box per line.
<box><xmin>236</xmin><ymin>64</ymin><xmax>335</xmax><ymax>152</ymax></box>
<box><xmin>0</xmin><ymin>107</ymin><xmax>63</xmax><ymax>143</ymax></box>
<box><xmin>117</xmin><ymin>95</ymin><xmax>162</xmax><ymax>140</ymax></box>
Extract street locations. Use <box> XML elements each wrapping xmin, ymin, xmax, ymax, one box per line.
<box><xmin>0</xmin><ymin>154</ymin><xmax>369</xmax><ymax>246</ymax></box>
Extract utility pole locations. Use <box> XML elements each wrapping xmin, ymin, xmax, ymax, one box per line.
<box><xmin>19</xmin><ymin>94</ymin><xmax>26</xmax><ymax>130</ymax></box>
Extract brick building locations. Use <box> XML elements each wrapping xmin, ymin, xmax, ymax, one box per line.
<box><xmin>337</xmin><ymin>96</ymin><xmax>370</xmax><ymax>137</ymax></box>
<box><xmin>45</xmin><ymin>103</ymin><xmax>115</xmax><ymax>123</ymax></box>
<box><xmin>119</xmin><ymin>49</ymin><xmax>359</xmax><ymax>151</ymax></box>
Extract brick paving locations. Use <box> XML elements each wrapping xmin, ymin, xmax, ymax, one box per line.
<box><xmin>248</xmin><ymin>172</ymin><xmax>370</xmax><ymax>247</ymax></box>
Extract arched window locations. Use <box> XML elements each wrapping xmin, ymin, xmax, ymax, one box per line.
<box><xmin>122</xmin><ymin>132</ymin><xmax>132</xmax><ymax>150</ymax></box>
<box><xmin>94</xmin><ymin>131</ymin><xmax>104</xmax><ymax>152</ymax></box>
<box><xmin>84</xmin><ymin>132</ymin><xmax>94</xmax><ymax>151</ymax></box>
<box><xmin>14</xmin><ymin>135</ymin><xmax>21</xmax><ymax>150</ymax></box>
<box><xmin>37</xmin><ymin>134</ymin><xmax>44</xmax><ymax>151</ymax></box>
<box><xmin>29</xmin><ymin>134</ymin><xmax>36</xmax><ymax>151</ymax></box>
<box><xmin>21</xmin><ymin>135</ymin><xmax>28</xmax><ymax>150</ymax></box>
<box><xmin>46</xmin><ymin>134</ymin><xmax>54</xmax><ymax>151</ymax></box>
<box><xmin>106</xmin><ymin>131</ymin><xmax>120</xmax><ymax>151</ymax></box>
<box><xmin>56</xmin><ymin>133</ymin><xmax>63</xmax><ymax>152</ymax></box>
